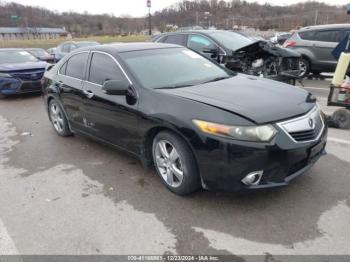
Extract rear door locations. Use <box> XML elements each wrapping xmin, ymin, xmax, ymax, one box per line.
<box><xmin>57</xmin><ymin>51</ymin><xmax>89</xmax><ymax>131</ymax></box>
<box><xmin>82</xmin><ymin>51</ymin><xmax>139</xmax><ymax>152</ymax></box>
<box><xmin>312</xmin><ymin>29</ymin><xmax>342</xmax><ymax>69</ymax></box>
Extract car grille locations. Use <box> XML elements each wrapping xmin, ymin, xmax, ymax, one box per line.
<box><xmin>11</xmin><ymin>70</ymin><xmax>45</xmax><ymax>82</ymax></box>
<box><xmin>20</xmin><ymin>81</ymin><xmax>42</xmax><ymax>92</ymax></box>
<box><xmin>277</xmin><ymin>106</ymin><xmax>324</xmax><ymax>143</ymax></box>
<box><xmin>282</xmin><ymin>57</ymin><xmax>299</xmax><ymax>71</ymax></box>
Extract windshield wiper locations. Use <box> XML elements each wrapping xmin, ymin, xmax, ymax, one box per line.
<box><xmin>201</xmin><ymin>76</ymin><xmax>231</xmax><ymax>84</ymax></box>
<box><xmin>155</xmin><ymin>84</ymin><xmax>194</xmax><ymax>90</ymax></box>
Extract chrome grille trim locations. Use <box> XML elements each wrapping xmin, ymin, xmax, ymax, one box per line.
<box><xmin>277</xmin><ymin>106</ymin><xmax>325</xmax><ymax>143</ymax></box>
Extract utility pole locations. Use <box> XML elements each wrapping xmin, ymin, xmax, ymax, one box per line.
<box><xmin>314</xmin><ymin>9</ymin><xmax>318</xmax><ymax>25</ymax></box>
<box><xmin>147</xmin><ymin>0</ymin><xmax>152</xmax><ymax>35</ymax></box>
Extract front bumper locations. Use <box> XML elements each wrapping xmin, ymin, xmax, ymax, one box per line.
<box><xmin>192</xmin><ymin>124</ymin><xmax>328</xmax><ymax>192</ymax></box>
<box><xmin>0</xmin><ymin>78</ymin><xmax>42</xmax><ymax>95</ymax></box>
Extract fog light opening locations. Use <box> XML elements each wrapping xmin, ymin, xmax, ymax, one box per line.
<box><xmin>241</xmin><ymin>171</ymin><xmax>264</xmax><ymax>186</ymax></box>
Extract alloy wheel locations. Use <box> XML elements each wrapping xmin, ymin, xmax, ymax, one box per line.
<box><xmin>50</xmin><ymin>102</ymin><xmax>64</xmax><ymax>133</ymax></box>
<box><xmin>299</xmin><ymin>60</ymin><xmax>308</xmax><ymax>78</ymax></box>
<box><xmin>154</xmin><ymin>140</ymin><xmax>184</xmax><ymax>188</ymax></box>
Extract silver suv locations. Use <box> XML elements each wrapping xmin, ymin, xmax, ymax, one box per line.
<box><xmin>284</xmin><ymin>24</ymin><xmax>350</xmax><ymax>77</ymax></box>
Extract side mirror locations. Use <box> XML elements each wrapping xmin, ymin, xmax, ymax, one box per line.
<box><xmin>202</xmin><ymin>48</ymin><xmax>219</xmax><ymax>55</ymax></box>
<box><xmin>102</xmin><ymin>80</ymin><xmax>129</xmax><ymax>96</ymax></box>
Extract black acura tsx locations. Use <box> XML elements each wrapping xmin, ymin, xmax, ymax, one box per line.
<box><xmin>42</xmin><ymin>43</ymin><xmax>327</xmax><ymax>195</ymax></box>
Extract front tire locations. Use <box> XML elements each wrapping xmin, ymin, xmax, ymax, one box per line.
<box><xmin>48</xmin><ymin>99</ymin><xmax>72</xmax><ymax>137</ymax></box>
<box><xmin>332</xmin><ymin>109</ymin><xmax>350</xmax><ymax>129</ymax></box>
<box><xmin>152</xmin><ymin>131</ymin><xmax>201</xmax><ymax>195</ymax></box>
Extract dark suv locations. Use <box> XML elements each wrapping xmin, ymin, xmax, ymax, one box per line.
<box><xmin>284</xmin><ymin>24</ymin><xmax>350</xmax><ymax>77</ymax></box>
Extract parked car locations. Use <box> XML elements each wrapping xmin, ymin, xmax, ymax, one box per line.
<box><xmin>283</xmin><ymin>24</ymin><xmax>350</xmax><ymax>78</ymax></box>
<box><xmin>153</xmin><ymin>30</ymin><xmax>301</xmax><ymax>84</ymax></box>
<box><xmin>55</xmin><ymin>41</ymin><xmax>100</xmax><ymax>61</ymax></box>
<box><xmin>26</xmin><ymin>48</ymin><xmax>55</xmax><ymax>63</ymax></box>
<box><xmin>270</xmin><ymin>32</ymin><xmax>292</xmax><ymax>46</ymax></box>
<box><xmin>0</xmin><ymin>49</ymin><xmax>47</xmax><ymax>97</ymax></box>
<box><xmin>42</xmin><ymin>43</ymin><xmax>327</xmax><ymax>195</ymax></box>
<box><xmin>47</xmin><ymin>47</ymin><xmax>57</xmax><ymax>56</ymax></box>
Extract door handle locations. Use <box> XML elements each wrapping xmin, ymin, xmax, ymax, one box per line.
<box><xmin>83</xmin><ymin>90</ymin><xmax>94</xmax><ymax>99</ymax></box>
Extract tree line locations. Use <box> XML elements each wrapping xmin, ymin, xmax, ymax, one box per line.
<box><xmin>0</xmin><ymin>0</ymin><xmax>348</xmax><ymax>35</ymax></box>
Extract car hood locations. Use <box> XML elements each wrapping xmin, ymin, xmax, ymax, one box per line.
<box><xmin>0</xmin><ymin>61</ymin><xmax>47</xmax><ymax>72</ymax></box>
<box><xmin>234</xmin><ymin>40</ymin><xmax>300</xmax><ymax>58</ymax></box>
<box><xmin>160</xmin><ymin>74</ymin><xmax>313</xmax><ymax>124</ymax></box>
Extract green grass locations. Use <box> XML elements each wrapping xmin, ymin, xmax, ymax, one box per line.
<box><xmin>0</xmin><ymin>35</ymin><xmax>151</xmax><ymax>49</ymax></box>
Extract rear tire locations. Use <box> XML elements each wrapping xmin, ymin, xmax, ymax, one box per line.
<box><xmin>332</xmin><ymin>109</ymin><xmax>350</xmax><ymax>129</ymax></box>
<box><xmin>298</xmin><ymin>58</ymin><xmax>310</xmax><ymax>78</ymax></box>
<box><xmin>48</xmin><ymin>99</ymin><xmax>72</xmax><ymax>137</ymax></box>
<box><xmin>152</xmin><ymin>131</ymin><xmax>201</xmax><ymax>195</ymax></box>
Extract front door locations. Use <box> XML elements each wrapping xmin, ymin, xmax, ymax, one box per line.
<box><xmin>82</xmin><ymin>52</ymin><xmax>140</xmax><ymax>153</ymax></box>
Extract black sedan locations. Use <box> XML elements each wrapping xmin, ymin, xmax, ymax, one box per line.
<box><xmin>0</xmin><ymin>49</ymin><xmax>47</xmax><ymax>97</ymax></box>
<box><xmin>42</xmin><ymin>43</ymin><xmax>327</xmax><ymax>195</ymax></box>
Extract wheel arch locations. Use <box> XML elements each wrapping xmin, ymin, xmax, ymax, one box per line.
<box><xmin>141</xmin><ymin>125</ymin><xmax>199</xmax><ymax>172</ymax></box>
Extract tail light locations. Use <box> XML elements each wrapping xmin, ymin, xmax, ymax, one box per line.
<box><xmin>283</xmin><ymin>41</ymin><xmax>296</xmax><ymax>48</ymax></box>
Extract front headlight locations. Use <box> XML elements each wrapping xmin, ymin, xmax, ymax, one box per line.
<box><xmin>193</xmin><ymin>119</ymin><xmax>277</xmax><ymax>142</ymax></box>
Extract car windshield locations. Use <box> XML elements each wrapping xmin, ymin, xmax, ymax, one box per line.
<box><xmin>28</xmin><ymin>49</ymin><xmax>50</xmax><ymax>57</ymax></box>
<box><xmin>120</xmin><ymin>48</ymin><xmax>230</xmax><ymax>89</ymax></box>
<box><xmin>208</xmin><ymin>31</ymin><xmax>253</xmax><ymax>51</ymax></box>
<box><xmin>0</xmin><ymin>50</ymin><xmax>38</xmax><ymax>64</ymax></box>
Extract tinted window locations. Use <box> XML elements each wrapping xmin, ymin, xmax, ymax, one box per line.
<box><xmin>298</xmin><ymin>31</ymin><xmax>315</xmax><ymax>40</ymax></box>
<box><xmin>314</xmin><ymin>30</ymin><xmax>342</xmax><ymax>42</ymax></box>
<box><xmin>89</xmin><ymin>53</ymin><xmax>125</xmax><ymax>85</ymax></box>
<box><xmin>65</xmin><ymin>53</ymin><xmax>88</xmax><ymax>79</ymax></box>
<box><xmin>60</xmin><ymin>62</ymin><xmax>68</xmax><ymax>75</ymax></box>
<box><xmin>188</xmin><ymin>35</ymin><xmax>217</xmax><ymax>53</ymax></box>
<box><xmin>120</xmin><ymin>48</ymin><xmax>229</xmax><ymax>89</ymax></box>
<box><xmin>163</xmin><ymin>34</ymin><xmax>187</xmax><ymax>46</ymax></box>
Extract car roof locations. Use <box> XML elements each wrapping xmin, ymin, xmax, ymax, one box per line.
<box><xmin>299</xmin><ymin>24</ymin><xmax>350</xmax><ymax>32</ymax></box>
<box><xmin>75</xmin><ymin>42</ymin><xmax>182</xmax><ymax>53</ymax></box>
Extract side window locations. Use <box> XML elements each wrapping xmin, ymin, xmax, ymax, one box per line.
<box><xmin>59</xmin><ymin>61</ymin><xmax>68</xmax><ymax>75</ymax></box>
<box><xmin>314</xmin><ymin>30</ymin><xmax>342</xmax><ymax>43</ymax></box>
<box><xmin>88</xmin><ymin>53</ymin><xmax>125</xmax><ymax>85</ymax></box>
<box><xmin>65</xmin><ymin>53</ymin><xmax>89</xmax><ymax>79</ymax></box>
<box><xmin>187</xmin><ymin>35</ymin><xmax>217</xmax><ymax>53</ymax></box>
<box><xmin>163</xmin><ymin>34</ymin><xmax>187</xmax><ymax>46</ymax></box>
<box><xmin>298</xmin><ymin>31</ymin><xmax>315</xmax><ymax>41</ymax></box>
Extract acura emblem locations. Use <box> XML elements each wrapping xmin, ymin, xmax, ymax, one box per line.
<box><xmin>31</xmin><ymin>73</ymin><xmax>38</xmax><ymax>80</ymax></box>
<box><xmin>308</xmin><ymin>118</ymin><xmax>314</xmax><ymax>128</ymax></box>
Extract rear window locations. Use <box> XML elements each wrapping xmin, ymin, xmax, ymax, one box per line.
<box><xmin>298</xmin><ymin>31</ymin><xmax>315</xmax><ymax>40</ymax></box>
<box><xmin>314</xmin><ymin>30</ymin><xmax>342</xmax><ymax>43</ymax></box>
<box><xmin>64</xmin><ymin>53</ymin><xmax>88</xmax><ymax>79</ymax></box>
<box><xmin>163</xmin><ymin>34</ymin><xmax>187</xmax><ymax>46</ymax></box>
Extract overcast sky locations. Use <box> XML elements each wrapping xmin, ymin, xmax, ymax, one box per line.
<box><xmin>3</xmin><ymin>0</ymin><xmax>349</xmax><ymax>17</ymax></box>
